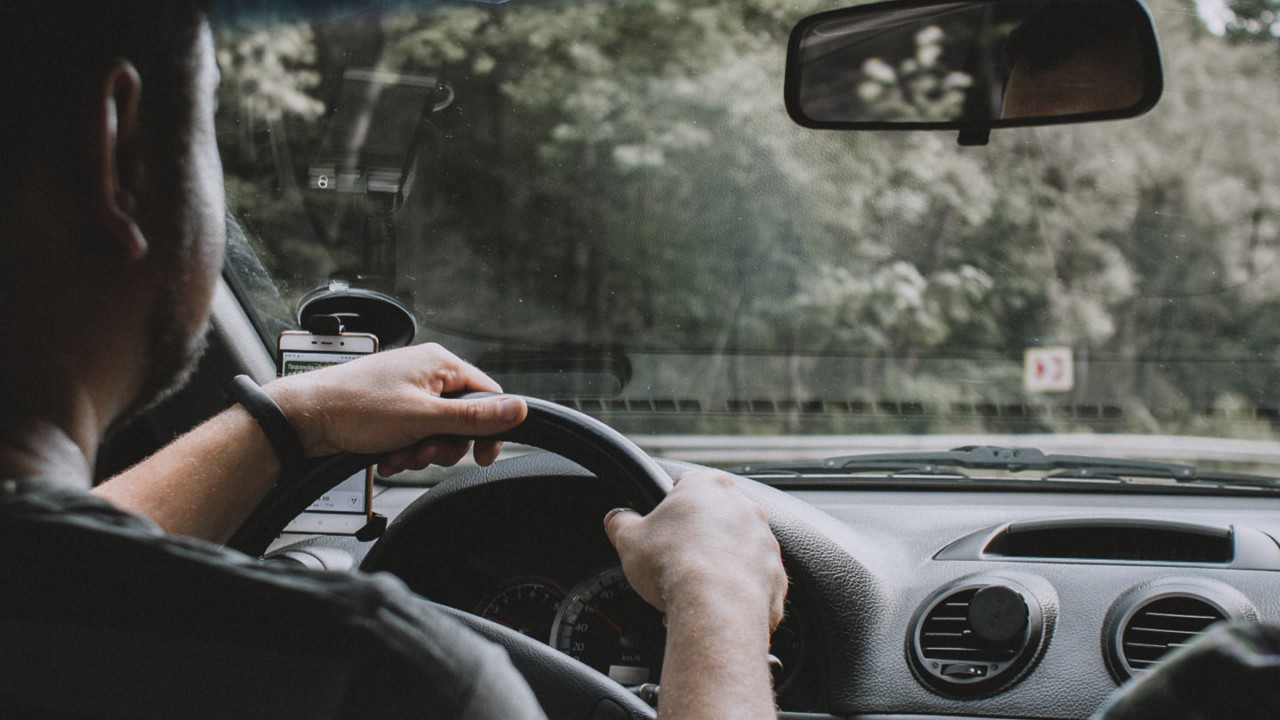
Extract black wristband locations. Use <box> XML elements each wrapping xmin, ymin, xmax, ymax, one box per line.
<box><xmin>224</xmin><ymin>374</ymin><xmax>305</xmax><ymax>476</ymax></box>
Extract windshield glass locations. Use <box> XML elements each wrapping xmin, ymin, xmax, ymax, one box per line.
<box><xmin>215</xmin><ymin>0</ymin><xmax>1280</xmax><ymax>473</ymax></box>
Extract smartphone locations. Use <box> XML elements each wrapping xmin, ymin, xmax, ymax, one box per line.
<box><xmin>276</xmin><ymin>330</ymin><xmax>379</xmax><ymax>534</ymax></box>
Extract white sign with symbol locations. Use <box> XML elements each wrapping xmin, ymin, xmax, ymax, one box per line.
<box><xmin>1023</xmin><ymin>347</ymin><xmax>1074</xmax><ymax>393</ymax></box>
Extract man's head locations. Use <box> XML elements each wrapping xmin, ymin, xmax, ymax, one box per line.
<box><xmin>1001</xmin><ymin>2</ymin><xmax>1147</xmax><ymax>119</ymax></box>
<box><xmin>0</xmin><ymin>1</ymin><xmax>225</xmax><ymax>436</ymax></box>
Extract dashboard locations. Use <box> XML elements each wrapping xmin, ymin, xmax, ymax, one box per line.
<box><xmin>270</xmin><ymin>452</ymin><xmax>1280</xmax><ymax>719</ymax></box>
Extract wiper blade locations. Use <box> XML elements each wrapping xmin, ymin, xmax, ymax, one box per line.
<box><xmin>740</xmin><ymin>445</ymin><xmax>1278</xmax><ymax>487</ymax></box>
<box><xmin>837</xmin><ymin>445</ymin><xmax>1197</xmax><ymax>480</ymax></box>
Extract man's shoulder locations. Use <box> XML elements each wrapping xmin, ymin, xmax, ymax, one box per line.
<box><xmin>0</xmin><ymin>476</ymin><xmax>391</xmax><ymax>609</ymax></box>
<box><xmin>0</xmin><ymin>479</ymin><xmax>544</xmax><ymax>720</ymax></box>
<box><xmin>0</xmin><ymin>477</ymin><xmax>438</xmax><ymax>653</ymax></box>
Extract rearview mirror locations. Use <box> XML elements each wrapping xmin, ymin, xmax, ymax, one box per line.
<box><xmin>784</xmin><ymin>0</ymin><xmax>1163</xmax><ymax>142</ymax></box>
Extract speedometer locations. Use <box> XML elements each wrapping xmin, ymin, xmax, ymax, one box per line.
<box><xmin>552</xmin><ymin>565</ymin><xmax>810</xmax><ymax>693</ymax></box>
<box><xmin>551</xmin><ymin>566</ymin><xmax>666</xmax><ymax>686</ymax></box>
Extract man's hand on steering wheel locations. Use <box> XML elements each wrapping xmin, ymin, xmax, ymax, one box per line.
<box><xmin>263</xmin><ymin>343</ymin><xmax>529</xmax><ymax>476</ymax></box>
<box><xmin>604</xmin><ymin>471</ymin><xmax>787</xmax><ymax>629</ymax></box>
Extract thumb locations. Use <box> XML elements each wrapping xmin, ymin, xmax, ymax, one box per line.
<box><xmin>431</xmin><ymin>395</ymin><xmax>527</xmax><ymax>436</ymax></box>
<box><xmin>603</xmin><ymin>507</ymin><xmax>641</xmax><ymax>547</ymax></box>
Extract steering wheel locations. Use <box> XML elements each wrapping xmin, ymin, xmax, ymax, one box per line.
<box><xmin>228</xmin><ymin>394</ymin><xmax>673</xmax><ymax>720</ymax></box>
<box><xmin>228</xmin><ymin>394</ymin><xmax>671</xmax><ymax>554</ymax></box>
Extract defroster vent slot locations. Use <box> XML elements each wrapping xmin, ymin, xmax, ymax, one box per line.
<box><xmin>983</xmin><ymin>519</ymin><xmax>1233</xmax><ymax>564</ymax></box>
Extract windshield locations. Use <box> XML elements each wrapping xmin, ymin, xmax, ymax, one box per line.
<box><xmin>215</xmin><ymin>0</ymin><xmax>1280</xmax><ymax>473</ymax></box>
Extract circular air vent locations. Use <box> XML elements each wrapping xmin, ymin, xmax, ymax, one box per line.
<box><xmin>1119</xmin><ymin>596</ymin><xmax>1224</xmax><ymax>673</ymax></box>
<box><xmin>909</xmin><ymin>580</ymin><xmax>1047</xmax><ymax>697</ymax></box>
<box><xmin>1105</xmin><ymin>580</ymin><xmax>1255</xmax><ymax>683</ymax></box>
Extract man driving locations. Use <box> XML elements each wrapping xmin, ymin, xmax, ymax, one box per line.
<box><xmin>0</xmin><ymin>2</ymin><xmax>786</xmax><ymax>717</ymax></box>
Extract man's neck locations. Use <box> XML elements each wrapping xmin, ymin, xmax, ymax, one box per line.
<box><xmin>0</xmin><ymin>345</ymin><xmax>122</xmax><ymax>488</ymax></box>
<box><xmin>0</xmin><ymin>419</ymin><xmax>94</xmax><ymax>488</ymax></box>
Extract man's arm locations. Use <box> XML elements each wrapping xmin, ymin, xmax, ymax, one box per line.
<box><xmin>93</xmin><ymin>343</ymin><xmax>527</xmax><ymax>542</ymax></box>
<box><xmin>605</xmin><ymin>471</ymin><xmax>787</xmax><ymax>720</ymax></box>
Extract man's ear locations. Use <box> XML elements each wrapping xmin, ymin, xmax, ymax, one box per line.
<box><xmin>93</xmin><ymin>61</ymin><xmax>148</xmax><ymax>261</ymax></box>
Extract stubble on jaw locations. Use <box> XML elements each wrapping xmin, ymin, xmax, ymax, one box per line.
<box><xmin>127</xmin><ymin>282</ymin><xmax>212</xmax><ymax>420</ymax></box>
<box><xmin>119</xmin><ymin>22</ymin><xmax>225</xmax><ymax>425</ymax></box>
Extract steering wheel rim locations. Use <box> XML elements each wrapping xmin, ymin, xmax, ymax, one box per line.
<box><xmin>227</xmin><ymin>392</ymin><xmax>672</xmax><ymax>560</ymax></box>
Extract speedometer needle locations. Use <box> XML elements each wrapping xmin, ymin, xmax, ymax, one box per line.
<box><xmin>587</xmin><ymin>602</ymin><xmax>625</xmax><ymax>635</ymax></box>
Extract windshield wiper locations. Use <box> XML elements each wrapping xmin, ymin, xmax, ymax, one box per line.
<box><xmin>737</xmin><ymin>445</ymin><xmax>1280</xmax><ymax>489</ymax></box>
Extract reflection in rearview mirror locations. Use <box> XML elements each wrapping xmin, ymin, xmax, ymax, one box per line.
<box><xmin>784</xmin><ymin>0</ymin><xmax>1163</xmax><ymax>134</ymax></box>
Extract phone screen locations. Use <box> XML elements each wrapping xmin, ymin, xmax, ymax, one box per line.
<box><xmin>279</xmin><ymin>344</ymin><xmax>374</xmax><ymax>530</ymax></box>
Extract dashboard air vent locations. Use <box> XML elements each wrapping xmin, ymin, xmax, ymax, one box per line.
<box><xmin>910</xmin><ymin>581</ymin><xmax>1046</xmax><ymax>697</ymax></box>
<box><xmin>1105</xmin><ymin>580</ymin><xmax>1255</xmax><ymax>683</ymax></box>
<box><xmin>919</xmin><ymin>588</ymin><xmax>1019</xmax><ymax>662</ymax></box>
<box><xmin>1117</xmin><ymin>595</ymin><xmax>1225</xmax><ymax>674</ymax></box>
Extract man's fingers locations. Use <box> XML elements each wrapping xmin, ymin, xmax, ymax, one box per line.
<box><xmin>603</xmin><ymin>507</ymin><xmax>641</xmax><ymax>546</ymax></box>
<box><xmin>429</xmin><ymin>395</ymin><xmax>527</xmax><ymax>437</ymax></box>
<box><xmin>428</xmin><ymin>438</ymin><xmax>472</xmax><ymax>467</ymax></box>
<box><xmin>374</xmin><ymin>396</ymin><xmax>523</xmax><ymax>474</ymax></box>
<box><xmin>473</xmin><ymin>439</ymin><xmax>504</xmax><ymax>466</ymax></box>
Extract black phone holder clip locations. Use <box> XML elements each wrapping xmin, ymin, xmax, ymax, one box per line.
<box><xmin>303</xmin><ymin>313</ymin><xmax>347</xmax><ymax>336</ymax></box>
<box><xmin>355</xmin><ymin>513</ymin><xmax>388</xmax><ymax>542</ymax></box>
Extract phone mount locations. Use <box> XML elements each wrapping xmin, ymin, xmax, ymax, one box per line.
<box><xmin>297</xmin><ymin>281</ymin><xmax>417</xmax><ymax>350</ymax></box>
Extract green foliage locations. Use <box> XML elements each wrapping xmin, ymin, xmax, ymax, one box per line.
<box><xmin>855</xmin><ymin>26</ymin><xmax>974</xmax><ymax>122</ymax></box>
<box><xmin>215</xmin><ymin>0</ymin><xmax>1280</xmax><ymax>441</ymax></box>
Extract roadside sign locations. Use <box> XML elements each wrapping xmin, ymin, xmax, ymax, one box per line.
<box><xmin>1024</xmin><ymin>347</ymin><xmax>1073</xmax><ymax>393</ymax></box>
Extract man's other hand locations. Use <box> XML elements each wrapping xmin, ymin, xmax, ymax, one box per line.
<box><xmin>603</xmin><ymin>470</ymin><xmax>787</xmax><ymax>631</ymax></box>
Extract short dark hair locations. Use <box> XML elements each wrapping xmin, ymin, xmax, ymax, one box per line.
<box><xmin>0</xmin><ymin>1</ymin><xmax>213</xmax><ymax>215</ymax></box>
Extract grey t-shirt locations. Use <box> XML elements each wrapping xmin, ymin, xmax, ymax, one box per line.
<box><xmin>0</xmin><ymin>476</ymin><xmax>546</xmax><ymax>720</ymax></box>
